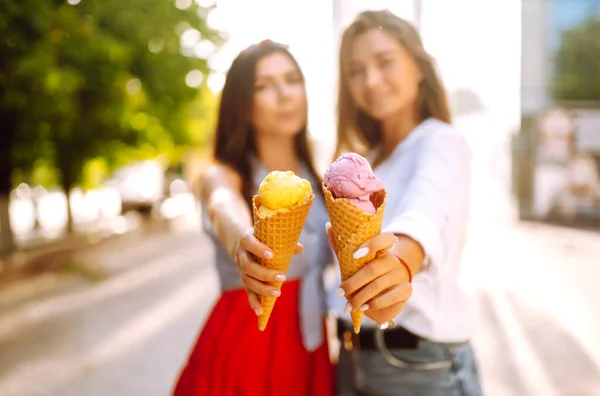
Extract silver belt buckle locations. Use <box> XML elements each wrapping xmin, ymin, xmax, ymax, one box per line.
<box><xmin>378</xmin><ymin>320</ymin><xmax>396</xmax><ymax>330</ymax></box>
<box><xmin>374</xmin><ymin>323</ymin><xmax>453</xmax><ymax>370</ymax></box>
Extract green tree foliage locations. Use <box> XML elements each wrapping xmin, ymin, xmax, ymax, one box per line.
<box><xmin>0</xmin><ymin>0</ymin><xmax>223</xmax><ymax>249</ymax></box>
<box><xmin>553</xmin><ymin>17</ymin><xmax>600</xmax><ymax>102</ymax></box>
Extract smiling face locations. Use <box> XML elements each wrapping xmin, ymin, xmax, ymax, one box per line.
<box><xmin>250</xmin><ymin>52</ymin><xmax>308</xmax><ymax>139</ymax></box>
<box><xmin>346</xmin><ymin>28</ymin><xmax>423</xmax><ymax>122</ymax></box>
<box><xmin>335</xmin><ymin>11</ymin><xmax>452</xmax><ymax>161</ymax></box>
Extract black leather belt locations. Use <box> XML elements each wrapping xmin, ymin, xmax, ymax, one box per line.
<box><xmin>336</xmin><ymin>319</ymin><xmax>421</xmax><ymax>350</ymax></box>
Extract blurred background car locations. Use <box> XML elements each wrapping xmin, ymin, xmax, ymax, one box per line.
<box><xmin>105</xmin><ymin>161</ymin><xmax>166</xmax><ymax>215</ymax></box>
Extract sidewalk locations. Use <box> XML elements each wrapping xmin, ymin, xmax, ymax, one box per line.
<box><xmin>0</xmin><ymin>234</ymin><xmax>100</xmax><ymax>286</ymax></box>
<box><xmin>0</xmin><ymin>213</ymin><xmax>182</xmax><ymax>289</ymax></box>
<box><xmin>0</xmin><ymin>212</ymin><xmax>201</xmax><ymax>311</ymax></box>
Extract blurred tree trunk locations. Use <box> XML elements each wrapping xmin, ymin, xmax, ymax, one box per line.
<box><xmin>63</xmin><ymin>187</ymin><xmax>75</xmax><ymax>235</ymax></box>
<box><xmin>0</xmin><ymin>110</ymin><xmax>16</xmax><ymax>254</ymax></box>
<box><xmin>57</xmin><ymin>153</ymin><xmax>76</xmax><ymax>234</ymax></box>
<box><xmin>55</xmin><ymin>134</ymin><xmax>78</xmax><ymax>235</ymax></box>
<box><xmin>0</xmin><ymin>196</ymin><xmax>14</xmax><ymax>255</ymax></box>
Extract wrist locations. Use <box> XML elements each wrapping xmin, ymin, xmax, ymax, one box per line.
<box><xmin>228</xmin><ymin>225</ymin><xmax>253</xmax><ymax>259</ymax></box>
<box><xmin>389</xmin><ymin>236</ymin><xmax>425</xmax><ymax>282</ymax></box>
<box><xmin>390</xmin><ymin>252</ymin><xmax>413</xmax><ymax>283</ymax></box>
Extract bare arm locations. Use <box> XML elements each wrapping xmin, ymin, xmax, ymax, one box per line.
<box><xmin>200</xmin><ymin>165</ymin><xmax>252</xmax><ymax>257</ymax></box>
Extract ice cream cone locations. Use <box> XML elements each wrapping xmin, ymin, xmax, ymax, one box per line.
<box><xmin>252</xmin><ymin>194</ymin><xmax>314</xmax><ymax>331</ymax></box>
<box><xmin>322</xmin><ymin>182</ymin><xmax>387</xmax><ymax>333</ymax></box>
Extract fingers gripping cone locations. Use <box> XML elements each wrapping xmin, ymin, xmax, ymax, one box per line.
<box><xmin>322</xmin><ymin>183</ymin><xmax>387</xmax><ymax>333</ymax></box>
<box><xmin>252</xmin><ymin>195</ymin><xmax>314</xmax><ymax>331</ymax></box>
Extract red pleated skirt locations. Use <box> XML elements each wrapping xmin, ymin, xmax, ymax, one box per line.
<box><xmin>172</xmin><ymin>280</ymin><xmax>334</xmax><ymax>396</ymax></box>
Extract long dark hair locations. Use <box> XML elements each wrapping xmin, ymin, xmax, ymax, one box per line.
<box><xmin>336</xmin><ymin>10</ymin><xmax>452</xmax><ymax>158</ymax></box>
<box><xmin>213</xmin><ymin>40</ymin><xmax>321</xmax><ymax>207</ymax></box>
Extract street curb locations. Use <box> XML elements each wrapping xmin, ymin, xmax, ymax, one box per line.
<box><xmin>0</xmin><ymin>218</ymin><xmax>171</xmax><ymax>289</ymax></box>
<box><xmin>0</xmin><ymin>234</ymin><xmax>116</xmax><ymax>289</ymax></box>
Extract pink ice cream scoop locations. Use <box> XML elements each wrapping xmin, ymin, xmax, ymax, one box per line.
<box><xmin>324</xmin><ymin>153</ymin><xmax>384</xmax><ymax>213</ymax></box>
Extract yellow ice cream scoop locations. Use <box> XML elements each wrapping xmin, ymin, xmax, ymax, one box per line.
<box><xmin>258</xmin><ymin>171</ymin><xmax>312</xmax><ymax>210</ymax></box>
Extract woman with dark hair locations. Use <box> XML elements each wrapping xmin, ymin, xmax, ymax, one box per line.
<box><xmin>172</xmin><ymin>40</ymin><xmax>333</xmax><ymax>396</ymax></box>
<box><xmin>330</xmin><ymin>10</ymin><xmax>483</xmax><ymax>395</ymax></box>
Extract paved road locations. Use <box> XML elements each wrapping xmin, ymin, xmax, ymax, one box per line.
<box><xmin>0</xmin><ymin>215</ymin><xmax>215</xmax><ymax>396</ymax></box>
<box><xmin>1</xmin><ymin>207</ymin><xmax>599</xmax><ymax>395</ymax></box>
<box><xmin>1</xmin><ymin>114</ymin><xmax>599</xmax><ymax>395</ymax></box>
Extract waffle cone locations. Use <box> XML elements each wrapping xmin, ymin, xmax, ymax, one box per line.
<box><xmin>252</xmin><ymin>194</ymin><xmax>314</xmax><ymax>331</ymax></box>
<box><xmin>322</xmin><ymin>183</ymin><xmax>387</xmax><ymax>333</ymax></box>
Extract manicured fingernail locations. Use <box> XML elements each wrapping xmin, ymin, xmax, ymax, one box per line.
<box><xmin>269</xmin><ymin>289</ymin><xmax>281</xmax><ymax>297</ymax></box>
<box><xmin>353</xmin><ymin>247</ymin><xmax>369</xmax><ymax>259</ymax></box>
<box><xmin>275</xmin><ymin>274</ymin><xmax>286</xmax><ymax>282</ymax></box>
<box><xmin>254</xmin><ymin>307</ymin><xmax>262</xmax><ymax>316</ymax></box>
<box><xmin>344</xmin><ymin>302</ymin><xmax>352</xmax><ymax>313</ymax></box>
<box><xmin>336</xmin><ymin>288</ymin><xmax>345</xmax><ymax>297</ymax></box>
<box><xmin>263</xmin><ymin>251</ymin><xmax>273</xmax><ymax>259</ymax></box>
<box><xmin>360</xmin><ymin>304</ymin><xmax>370</xmax><ymax>312</ymax></box>
<box><xmin>388</xmin><ymin>236</ymin><xmax>398</xmax><ymax>251</ymax></box>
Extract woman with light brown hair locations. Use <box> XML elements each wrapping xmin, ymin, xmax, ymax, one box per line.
<box><xmin>329</xmin><ymin>10</ymin><xmax>483</xmax><ymax>395</ymax></box>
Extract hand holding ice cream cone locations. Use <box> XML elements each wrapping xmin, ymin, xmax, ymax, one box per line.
<box><xmin>323</xmin><ymin>153</ymin><xmax>412</xmax><ymax>332</ymax></box>
<box><xmin>251</xmin><ymin>171</ymin><xmax>314</xmax><ymax>331</ymax></box>
<box><xmin>322</xmin><ymin>153</ymin><xmax>386</xmax><ymax>333</ymax></box>
<box><xmin>329</xmin><ymin>228</ymin><xmax>413</xmax><ymax>327</ymax></box>
<box><xmin>230</xmin><ymin>171</ymin><xmax>310</xmax><ymax>329</ymax></box>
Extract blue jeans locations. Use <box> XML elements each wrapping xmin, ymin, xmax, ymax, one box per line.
<box><xmin>336</xmin><ymin>337</ymin><xmax>483</xmax><ymax>396</ymax></box>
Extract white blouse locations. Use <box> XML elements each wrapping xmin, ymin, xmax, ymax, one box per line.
<box><xmin>329</xmin><ymin>118</ymin><xmax>476</xmax><ymax>343</ymax></box>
